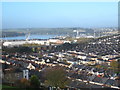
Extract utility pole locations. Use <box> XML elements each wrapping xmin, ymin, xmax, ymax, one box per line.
<box><xmin>76</xmin><ymin>30</ymin><xmax>79</xmax><ymax>37</ymax></box>
<box><xmin>94</xmin><ymin>29</ymin><xmax>95</xmax><ymax>39</ymax></box>
<box><xmin>26</xmin><ymin>29</ymin><xmax>30</xmax><ymax>41</ymax></box>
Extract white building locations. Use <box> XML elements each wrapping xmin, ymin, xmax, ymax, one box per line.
<box><xmin>3</xmin><ymin>40</ymin><xmax>50</xmax><ymax>46</ymax></box>
<box><xmin>27</xmin><ymin>63</ymin><xmax>35</xmax><ymax>70</ymax></box>
<box><xmin>23</xmin><ymin>69</ymin><xmax>29</xmax><ymax>80</ymax></box>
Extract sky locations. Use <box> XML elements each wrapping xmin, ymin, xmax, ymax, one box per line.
<box><xmin>2</xmin><ymin>2</ymin><xmax>118</xmax><ymax>29</ymax></box>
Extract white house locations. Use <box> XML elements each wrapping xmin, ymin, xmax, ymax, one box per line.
<box><xmin>23</xmin><ymin>69</ymin><xmax>29</xmax><ymax>80</ymax></box>
<box><xmin>27</xmin><ymin>63</ymin><xmax>35</xmax><ymax>70</ymax></box>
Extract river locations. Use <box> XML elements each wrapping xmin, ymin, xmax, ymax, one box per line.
<box><xmin>1</xmin><ymin>34</ymin><xmax>61</xmax><ymax>40</ymax></box>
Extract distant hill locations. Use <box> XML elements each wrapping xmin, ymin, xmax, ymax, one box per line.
<box><xmin>2</xmin><ymin>31</ymin><xmax>25</xmax><ymax>37</ymax></box>
<box><xmin>2</xmin><ymin>28</ymin><xmax>94</xmax><ymax>36</ymax></box>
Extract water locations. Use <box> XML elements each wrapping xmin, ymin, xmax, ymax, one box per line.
<box><xmin>1</xmin><ymin>34</ymin><xmax>60</xmax><ymax>40</ymax></box>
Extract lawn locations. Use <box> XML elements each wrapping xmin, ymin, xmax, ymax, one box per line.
<box><xmin>0</xmin><ymin>85</ymin><xmax>20</xmax><ymax>90</ymax></box>
<box><xmin>0</xmin><ymin>85</ymin><xmax>46</xmax><ymax>90</ymax></box>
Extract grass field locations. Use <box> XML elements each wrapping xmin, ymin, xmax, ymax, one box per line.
<box><xmin>0</xmin><ymin>85</ymin><xmax>45</xmax><ymax>90</ymax></box>
<box><xmin>0</xmin><ymin>85</ymin><xmax>19</xmax><ymax>90</ymax></box>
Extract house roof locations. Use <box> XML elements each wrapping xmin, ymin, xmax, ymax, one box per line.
<box><xmin>92</xmin><ymin>76</ymin><xmax>102</xmax><ymax>83</ymax></box>
<box><xmin>105</xmin><ymin>79</ymin><xmax>118</xmax><ymax>86</ymax></box>
<box><xmin>88</xmin><ymin>74</ymin><xmax>96</xmax><ymax>81</ymax></box>
<box><xmin>101</xmin><ymin>77</ymin><xmax>108</xmax><ymax>84</ymax></box>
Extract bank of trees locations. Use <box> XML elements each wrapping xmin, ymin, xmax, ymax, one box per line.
<box><xmin>2</xmin><ymin>46</ymin><xmax>33</xmax><ymax>54</ymax></box>
<box><xmin>44</xmin><ymin>66</ymin><xmax>70</xmax><ymax>89</ymax></box>
<box><xmin>110</xmin><ymin>61</ymin><xmax>120</xmax><ymax>73</ymax></box>
<box><xmin>2</xmin><ymin>31</ymin><xmax>25</xmax><ymax>37</ymax></box>
<box><xmin>30</xmin><ymin>75</ymin><xmax>40</xmax><ymax>88</ymax></box>
<box><xmin>15</xmin><ymin>75</ymin><xmax>40</xmax><ymax>89</ymax></box>
<box><xmin>15</xmin><ymin>67</ymin><xmax>70</xmax><ymax>89</ymax></box>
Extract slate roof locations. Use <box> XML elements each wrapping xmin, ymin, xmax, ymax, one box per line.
<box><xmin>92</xmin><ymin>76</ymin><xmax>102</xmax><ymax>83</ymax></box>
<box><xmin>88</xmin><ymin>74</ymin><xmax>96</xmax><ymax>81</ymax></box>
<box><xmin>105</xmin><ymin>79</ymin><xmax>118</xmax><ymax>86</ymax></box>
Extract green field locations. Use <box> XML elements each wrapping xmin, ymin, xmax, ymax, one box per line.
<box><xmin>0</xmin><ymin>85</ymin><xmax>19</xmax><ymax>90</ymax></box>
